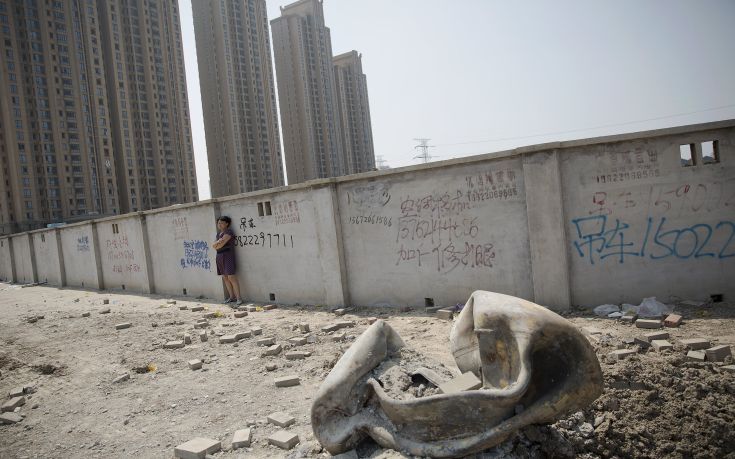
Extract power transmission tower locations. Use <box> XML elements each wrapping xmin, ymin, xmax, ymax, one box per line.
<box><xmin>375</xmin><ymin>155</ymin><xmax>389</xmax><ymax>169</ymax></box>
<box><xmin>413</xmin><ymin>138</ymin><xmax>437</xmax><ymax>163</ymax></box>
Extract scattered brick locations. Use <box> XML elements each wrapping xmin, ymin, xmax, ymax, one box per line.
<box><xmin>686</xmin><ymin>350</ymin><xmax>706</xmax><ymax>362</ymax></box>
<box><xmin>268</xmin><ymin>431</ymin><xmax>299</xmax><ymax>450</ymax></box>
<box><xmin>164</xmin><ymin>340</ymin><xmax>185</xmax><ymax>349</ymax></box>
<box><xmin>219</xmin><ymin>335</ymin><xmax>237</xmax><ymax>344</ymax></box>
<box><xmin>100</xmin><ymin>308</ymin><xmax>111</xmax><ymax>314</ymax></box>
<box><xmin>179</xmin><ymin>305</ymin><xmax>188</xmax><ymax>310</ymax></box>
<box><xmin>103</xmin><ymin>299</ymin><xmax>110</xmax><ymax>305</ymax></box>
<box><xmin>235</xmin><ymin>331</ymin><xmax>251</xmax><ymax>340</ymax></box>
<box><xmin>436</xmin><ymin>308</ymin><xmax>454</xmax><ymax>321</ymax></box>
<box><xmin>331</xmin><ymin>332</ymin><xmax>346</xmax><ymax>342</ymax></box>
<box><xmin>722</xmin><ymin>365</ymin><xmax>735</xmax><ymax>373</ymax></box>
<box><xmin>167</xmin><ymin>300</ymin><xmax>177</xmax><ymax>305</ymax></box>
<box><xmin>645</xmin><ymin>331</ymin><xmax>670</xmax><ymax>342</ymax></box>
<box><xmin>174</xmin><ymin>437</ymin><xmax>221</xmax><ymax>459</ymax></box>
<box><xmin>246</xmin><ymin>305</ymin><xmax>257</xmax><ymax>312</ymax></box>
<box><xmin>609</xmin><ymin>349</ymin><xmax>637</xmax><ymax>360</ymax></box>
<box><xmin>635</xmin><ymin>319</ymin><xmax>662</xmax><ymax>329</ymax></box>
<box><xmin>184</xmin><ymin>334</ymin><xmax>192</xmax><ymax>345</ymax></box>
<box><xmin>285</xmin><ymin>351</ymin><xmax>309</xmax><ymax>360</ymax></box>
<box><xmin>266</xmin><ymin>363</ymin><xmax>278</xmax><ymax>371</ymax></box>
<box><xmin>234</xmin><ymin>311</ymin><xmax>248</xmax><ymax>318</ymax></box>
<box><xmin>194</xmin><ymin>321</ymin><xmax>208</xmax><ymax>329</ymax></box>
<box><xmin>410</xmin><ymin>367</ymin><xmax>447</xmax><ymax>387</ymax></box>
<box><xmin>8</xmin><ymin>387</ymin><xmax>24</xmax><ymax>398</ymax></box>
<box><xmin>263</xmin><ymin>304</ymin><xmax>277</xmax><ymax>311</ymax></box>
<box><xmin>334</xmin><ymin>308</ymin><xmax>346</xmax><ymax>316</ymax></box>
<box><xmin>680</xmin><ymin>338</ymin><xmax>711</xmax><ymax>350</ymax></box>
<box><xmin>231</xmin><ymin>428</ymin><xmax>252</xmax><ymax>449</ymax></box>
<box><xmin>263</xmin><ymin>344</ymin><xmax>282</xmax><ymax>356</ymax></box>
<box><xmin>705</xmin><ymin>345</ymin><xmax>732</xmax><ymax>362</ymax></box>
<box><xmin>288</xmin><ymin>337</ymin><xmax>307</xmax><ymax>346</ymax></box>
<box><xmin>620</xmin><ymin>314</ymin><xmax>637</xmax><ymax>324</ymax></box>
<box><xmin>81</xmin><ymin>312</ymin><xmax>91</xmax><ymax>317</ymax></box>
<box><xmin>199</xmin><ymin>331</ymin><xmax>208</xmax><ymax>342</ymax></box>
<box><xmin>267</xmin><ymin>411</ymin><xmax>296</xmax><ymax>427</ymax></box>
<box><xmin>651</xmin><ymin>340</ymin><xmax>673</xmax><ymax>351</ymax></box>
<box><xmin>257</xmin><ymin>337</ymin><xmax>276</xmax><ymax>346</ymax></box>
<box><xmin>113</xmin><ymin>373</ymin><xmax>130</xmax><ymax>383</ymax></box>
<box><xmin>1</xmin><ymin>396</ymin><xmax>25</xmax><ymax>413</ymax></box>
<box><xmin>438</xmin><ymin>371</ymin><xmax>482</xmax><ymax>394</ymax></box>
<box><xmin>664</xmin><ymin>314</ymin><xmax>683</xmax><ymax>327</ymax></box>
<box><xmin>633</xmin><ymin>338</ymin><xmax>651</xmax><ymax>349</ymax></box>
<box><xmin>321</xmin><ymin>324</ymin><xmax>341</xmax><ymax>333</ymax></box>
<box><xmin>336</xmin><ymin>320</ymin><xmax>355</xmax><ymax>328</ymax></box>
<box><xmin>190</xmin><ymin>306</ymin><xmax>204</xmax><ymax>312</ymax></box>
<box><xmin>203</xmin><ymin>312</ymin><xmax>217</xmax><ymax>319</ymax></box>
<box><xmin>298</xmin><ymin>323</ymin><xmax>310</xmax><ymax>333</ymax></box>
<box><xmin>115</xmin><ymin>323</ymin><xmax>132</xmax><ymax>330</ymax></box>
<box><xmin>188</xmin><ymin>359</ymin><xmax>203</xmax><ymax>370</ymax></box>
<box><xmin>250</xmin><ymin>326</ymin><xmax>263</xmax><ymax>336</ymax></box>
<box><xmin>306</xmin><ymin>334</ymin><xmax>316</xmax><ymax>344</ymax></box>
<box><xmin>0</xmin><ymin>413</ymin><xmax>23</xmax><ymax>424</ymax></box>
<box><xmin>274</xmin><ymin>375</ymin><xmax>300</xmax><ymax>388</ymax></box>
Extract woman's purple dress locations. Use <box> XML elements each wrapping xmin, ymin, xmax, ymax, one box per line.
<box><xmin>216</xmin><ymin>228</ymin><xmax>236</xmax><ymax>275</ymax></box>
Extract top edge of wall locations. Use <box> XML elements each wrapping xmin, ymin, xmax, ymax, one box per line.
<box><xmin>1</xmin><ymin>119</ymin><xmax>733</xmax><ymax>240</ymax></box>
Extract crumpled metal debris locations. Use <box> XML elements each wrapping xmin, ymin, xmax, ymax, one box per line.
<box><xmin>311</xmin><ymin>290</ymin><xmax>603</xmax><ymax>458</ymax></box>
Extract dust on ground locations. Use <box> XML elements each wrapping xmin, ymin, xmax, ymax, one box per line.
<box><xmin>0</xmin><ymin>283</ymin><xmax>733</xmax><ymax>459</ymax></box>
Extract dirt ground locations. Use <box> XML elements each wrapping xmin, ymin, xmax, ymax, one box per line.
<box><xmin>0</xmin><ymin>282</ymin><xmax>733</xmax><ymax>459</ymax></box>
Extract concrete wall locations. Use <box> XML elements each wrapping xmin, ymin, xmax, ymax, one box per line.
<box><xmin>337</xmin><ymin>156</ymin><xmax>532</xmax><ymax>308</ymax></box>
<box><xmin>0</xmin><ymin>237</ymin><xmax>15</xmax><ymax>282</ymax></box>
<box><xmin>10</xmin><ymin>234</ymin><xmax>35</xmax><ymax>284</ymax></box>
<box><xmin>560</xmin><ymin>125</ymin><xmax>735</xmax><ymax>306</ymax></box>
<box><xmin>1</xmin><ymin>120</ymin><xmax>733</xmax><ymax>310</ymax></box>
<box><xmin>31</xmin><ymin>229</ymin><xmax>64</xmax><ymax>285</ymax></box>
<box><xmin>59</xmin><ymin>223</ymin><xmax>100</xmax><ymax>289</ymax></box>
<box><xmin>144</xmin><ymin>203</ymin><xmax>221</xmax><ymax>299</ymax></box>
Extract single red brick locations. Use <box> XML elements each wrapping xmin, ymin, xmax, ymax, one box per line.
<box><xmin>664</xmin><ymin>314</ymin><xmax>683</xmax><ymax>328</ymax></box>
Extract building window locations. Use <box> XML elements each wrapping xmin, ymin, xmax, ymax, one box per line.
<box><xmin>679</xmin><ymin>144</ymin><xmax>695</xmax><ymax>167</ymax></box>
<box><xmin>701</xmin><ymin>140</ymin><xmax>719</xmax><ymax>164</ymax></box>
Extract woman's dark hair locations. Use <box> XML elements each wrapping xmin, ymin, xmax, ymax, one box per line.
<box><xmin>217</xmin><ymin>216</ymin><xmax>232</xmax><ymax>227</ymax></box>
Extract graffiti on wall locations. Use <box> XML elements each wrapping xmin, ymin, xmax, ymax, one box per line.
<box><xmin>239</xmin><ymin>217</ymin><xmax>256</xmax><ymax>231</ymax></box>
<box><xmin>77</xmin><ymin>235</ymin><xmax>90</xmax><ymax>252</ymax></box>
<box><xmin>346</xmin><ymin>183</ymin><xmax>392</xmax><ymax>209</ymax></box>
<box><xmin>180</xmin><ymin>240</ymin><xmax>211</xmax><ymax>270</ymax></box>
<box><xmin>571</xmin><ymin>215</ymin><xmax>735</xmax><ymax>264</ymax></box>
<box><xmin>593</xmin><ymin>148</ymin><xmax>660</xmax><ymax>184</ymax></box>
<box><xmin>235</xmin><ymin>232</ymin><xmax>294</xmax><ymax>249</ymax></box>
<box><xmin>106</xmin><ymin>234</ymin><xmax>140</xmax><ymax>274</ymax></box>
<box><xmin>173</xmin><ymin>217</ymin><xmax>189</xmax><ymax>241</ymax></box>
<box><xmin>275</xmin><ymin>200</ymin><xmax>301</xmax><ymax>225</ymax></box>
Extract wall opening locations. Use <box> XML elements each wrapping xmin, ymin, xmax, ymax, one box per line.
<box><xmin>701</xmin><ymin>140</ymin><xmax>719</xmax><ymax>164</ymax></box>
<box><xmin>121</xmin><ymin>284</ymin><xmax>125</xmax><ymax>290</ymax></box>
<box><xmin>183</xmin><ymin>288</ymin><xmax>187</xmax><ymax>295</ymax></box>
<box><xmin>710</xmin><ymin>293</ymin><xmax>723</xmax><ymax>303</ymax></box>
<box><xmin>269</xmin><ymin>293</ymin><xmax>276</xmax><ymax>301</ymax></box>
<box><xmin>264</xmin><ymin>201</ymin><xmax>272</xmax><ymax>216</ymax></box>
<box><xmin>40</xmin><ymin>234</ymin><xmax>45</xmax><ymax>242</ymax></box>
<box><xmin>257</xmin><ymin>202</ymin><xmax>264</xmax><ymax>217</ymax></box>
<box><xmin>424</xmin><ymin>297</ymin><xmax>434</xmax><ymax>307</ymax></box>
<box><xmin>679</xmin><ymin>144</ymin><xmax>695</xmax><ymax>167</ymax></box>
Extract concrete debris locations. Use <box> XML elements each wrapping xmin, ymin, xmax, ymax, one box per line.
<box><xmin>234</xmin><ymin>311</ymin><xmax>247</xmax><ymax>318</ymax></box>
<box><xmin>174</xmin><ymin>437</ymin><xmax>221</xmax><ymax>459</ymax></box>
<box><xmin>263</xmin><ymin>304</ymin><xmax>277</xmax><ymax>311</ymax></box>
<box><xmin>81</xmin><ymin>312</ymin><xmax>91</xmax><ymax>317</ymax></box>
<box><xmin>100</xmin><ymin>308</ymin><xmax>111</xmax><ymax>314</ymax></box>
<box><xmin>103</xmin><ymin>299</ymin><xmax>110</xmax><ymax>305</ymax></box>
<box><xmin>650</xmin><ymin>340</ymin><xmax>673</xmax><ymax>351</ymax></box>
<box><xmin>199</xmin><ymin>331</ymin><xmax>208</xmax><ymax>342</ymax></box>
<box><xmin>0</xmin><ymin>413</ymin><xmax>23</xmax><ymax>424</ymax></box>
<box><xmin>268</xmin><ymin>431</ymin><xmax>299</xmax><ymax>450</ymax></box>
<box><xmin>438</xmin><ymin>371</ymin><xmax>482</xmax><ymax>394</ymax></box>
<box><xmin>190</xmin><ymin>306</ymin><xmax>204</xmax><ymax>312</ymax></box>
<box><xmin>219</xmin><ymin>335</ymin><xmax>237</xmax><ymax>344</ymax></box>
<box><xmin>235</xmin><ymin>331</ymin><xmax>251</xmax><ymax>340</ymax></box>
<box><xmin>184</xmin><ymin>335</ymin><xmax>192</xmax><ymax>345</ymax></box>
<box><xmin>635</xmin><ymin>319</ymin><xmax>662</xmax><ymax>329</ymax></box>
<box><xmin>267</xmin><ymin>411</ymin><xmax>296</xmax><ymax>427</ymax></box>
<box><xmin>188</xmin><ymin>359</ymin><xmax>203</xmax><ymax>370</ymax></box>
<box><xmin>115</xmin><ymin>323</ymin><xmax>132</xmax><ymax>330</ymax></box>
<box><xmin>285</xmin><ymin>351</ymin><xmax>309</xmax><ymax>360</ymax></box>
<box><xmin>722</xmin><ymin>365</ymin><xmax>735</xmax><ymax>373</ymax></box>
<box><xmin>257</xmin><ymin>337</ymin><xmax>276</xmax><ymax>346</ymax></box>
<box><xmin>164</xmin><ymin>340</ymin><xmax>185</xmax><ymax>349</ymax></box>
<box><xmin>274</xmin><ymin>375</ymin><xmax>300</xmax><ymax>388</ymax></box>
<box><xmin>179</xmin><ymin>305</ymin><xmax>188</xmax><ymax>310</ymax></box>
<box><xmin>2</xmin><ymin>396</ymin><xmax>26</xmax><ymax>413</ymax></box>
<box><xmin>112</xmin><ymin>373</ymin><xmax>130</xmax><ymax>383</ymax></box>
<box><xmin>263</xmin><ymin>344</ymin><xmax>282</xmax><ymax>357</ymax></box>
<box><xmin>331</xmin><ymin>332</ymin><xmax>346</xmax><ymax>342</ymax></box>
<box><xmin>705</xmin><ymin>345</ymin><xmax>732</xmax><ymax>362</ymax></box>
<box><xmin>410</xmin><ymin>367</ymin><xmax>447</xmax><ymax>387</ymax></box>
<box><xmin>245</xmin><ymin>306</ymin><xmax>257</xmax><ymax>312</ymax></box>
<box><xmin>680</xmin><ymin>338</ymin><xmax>711</xmax><ymax>350</ymax></box>
<box><xmin>645</xmin><ymin>331</ymin><xmax>670</xmax><ymax>342</ymax></box>
<box><xmin>266</xmin><ymin>363</ymin><xmax>278</xmax><ymax>371</ymax></box>
<box><xmin>167</xmin><ymin>300</ymin><xmax>177</xmax><ymax>305</ymax></box>
<box><xmin>608</xmin><ymin>349</ymin><xmax>637</xmax><ymax>360</ymax></box>
<box><xmin>250</xmin><ymin>326</ymin><xmax>263</xmax><ymax>336</ymax></box>
<box><xmin>288</xmin><ymin>337</ymin><xmax>307</xmax><ymax>346</ymax></box>
<box><xmin>686</xmin><ymin>350</ymin><xmax>706</xmax><ymax>362</ymax></box>
<box><xmin>231</xmin><ymin>428</ymin><xmax>252</xmax><ymax>449</ymax></box>
<box><xmin>298</xmin><ymin>323</ymin><xmax>310</xmax><ymax>333</ymax></box>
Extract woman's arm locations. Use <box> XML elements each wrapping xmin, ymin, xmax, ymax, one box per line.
<box><xmin>212</xmin><ymin>233</ymin><xmax>233</xmax><ymax>250</ymax></box>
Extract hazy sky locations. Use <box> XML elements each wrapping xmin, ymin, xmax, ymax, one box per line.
<box><xmin>179</xmin><ymin>1</ymin><xmax>735</xmax><ymax>200</ymax></box>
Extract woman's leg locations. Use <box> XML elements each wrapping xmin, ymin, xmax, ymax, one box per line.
<box><xmin>227</xmin><ymin>275</ymin><xmax>242</xmax><ymax>300</ymax></box>
<box><xmin>222</xmin><ymin>276</ymin><xmax>235</xmax><ymax>299</ymax></box>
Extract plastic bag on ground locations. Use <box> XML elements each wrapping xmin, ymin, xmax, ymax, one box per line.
<box><xmin>637</xmin><ymin>297</ymin><xmax>673</xmax><ymax>318</ymax></box>
<box><xmin>621</xmin><ymin>303</ymin><xmax>639</xmax><ymax>313</ymax></box>
<box><xmin>593</xmin><ymin>304</ymin><xmax>620</xmax><ymax>316</ymax></box>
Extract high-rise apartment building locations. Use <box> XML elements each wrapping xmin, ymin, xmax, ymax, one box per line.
<box><xmin>192</xmin><ymin>0</ymin><xmax>284</xmax><ymax>197</ymax></box>
<box><xmin>271</xmin><ymin>0</ymin><xmax>344</xmax><ymax>185</ymax></box>
<box><xmin>333</xmin><ymin>50</ymin><xmax>375</xmax><ymax>174</ymax></box>
<box><xmin>0</xmin><ymin>0</ymin><xmax>197</xmax><ymax>235</ymax></box>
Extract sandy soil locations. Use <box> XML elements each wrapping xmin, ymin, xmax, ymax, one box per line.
<box><xmin>0</xmin><ymin>282</ymin><xmax>733</xmax><ymax>459</ymax></box>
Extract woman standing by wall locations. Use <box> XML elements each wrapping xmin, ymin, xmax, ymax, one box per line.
<box><xmin>212</xmin><ymin>216</ymin><xmax>243</xmax><ymax>305</ymax></box>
